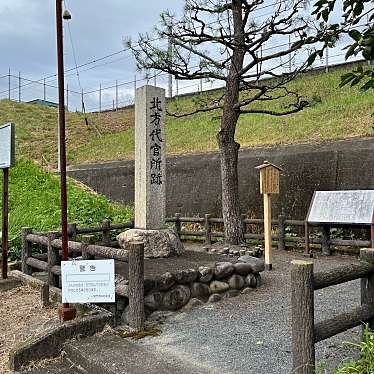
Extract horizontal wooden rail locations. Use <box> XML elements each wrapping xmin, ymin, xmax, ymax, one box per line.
<box><xmin>26</xmin><ymin>257</ymin><xmax>48</xmax><ymax>271</ymax></box>
<box><xmin>179</xmin><ymin>230</ymin><xmax>206</xmax><ymax>237</ymax></box>
<box><xmin>314</xmin><ymin>304</ymin><xmax>374</xmax><ymax>343</ymax></box>
<box><xmin>313</xmin><ymin>262</ymin><xmax>373</xmax><ymax>290</ymax></box>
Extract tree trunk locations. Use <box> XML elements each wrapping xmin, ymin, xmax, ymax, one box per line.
<box><xmin>218</xmin><ymin>0</ymin><xmax>245</xmax><ymax>245</ymax></box>
<box><xmin>218</xmin><ymin>134</ymin><xmax>244</xmax><ymax>244</ymax></box>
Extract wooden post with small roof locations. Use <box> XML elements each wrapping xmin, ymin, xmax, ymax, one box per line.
<box><xmin>255</xmin><ymin>161</ymin><xmax>282</xmax><ymax>271</ymax></box>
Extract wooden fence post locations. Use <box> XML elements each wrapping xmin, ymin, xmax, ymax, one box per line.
<box><xmin>40</xmin><ymin>282</ymin><xmax>50</xmax><ymax>307</ymax></box>
<box><xmin>21</xmin><ymin>227</ymin><xmax>33</xmax><ymax>275</ymax></box>
<box><xmin>102</xmin><ymin>219</ymin><xmax>111</xmax><ymax>246</ymax></box>
<box><xmin>278</xmin><ymin>214</ymin><xmax>286</xmax><ymax>251</ymax></box>
<box><xmin>81</xmin><ymin>235</ymin><xmax>95</xmax><ymax>260</ymax></box>
<box><xmin>360</xmin><ymin>248</ymin><xmax>374</xmax><ymax>332</ymax></box>
<box><xmin>241</xmin><ymin>214</ymin><xmax>247</xmax><ymax>242</ymax></box>
<box><xmin>174</xmin><ymin>213</ymin><xmax>181</xmax><ymax>238</ymax></box>
<box><xmin>47</xmin><ymin>232</ymin><xmax>59</xmax><ymax>287</ymax></box>
<box><xmin>128</xmin><ymin>241</ymin><xmax>144</xmax><ymax>332</ymax></box>
<box><xmin>321</xmin><ymin>225</ymin><xmax>331</xmax><ymax>256</ymax></box>
<box><xmin>205</xmin><ymin>214</ymin><xmax>212</xmax><ymax>245</ymax></box>
<box><xmin>291</xmin><ymin>260</ymin><xmax>315</xmax><ymax>374</ymax></box>
<box><xmin>67</xmin><ymin>223</ymin><xmax>77</xmax><ymax>241</ymax></box>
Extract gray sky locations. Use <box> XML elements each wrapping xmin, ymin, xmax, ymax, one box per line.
<box><xmin>0</xmin><ymin>1</ymin><xmax>361</xmax><ymax>111</ymax></box>
<box><xmin>0</xmin><ymin>0</ymin><xmax>183</xmax><ymax>110</ymax></box>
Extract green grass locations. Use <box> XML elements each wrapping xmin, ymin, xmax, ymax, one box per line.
<box><xmin>0</xmin><ymin>64</ymin><xmax>373</xmax><ymax>167</ymax></box>
<box><xmin>0</xmin><ymin>160</ymin><xmax>133</xmax><ymax>260</ymax></box>
<box><xmin>317</xmin><ymin>325</ymin><xmax>374</xmax><ymax>374</ymax></box>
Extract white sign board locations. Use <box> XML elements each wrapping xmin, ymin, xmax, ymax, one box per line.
<box><xmin>307</xmin><ymin>190</ymin><xmax>374</xmax><ymax>225</ymax></box>
<box><xmin>61</xmin><ymin>259</ymin><xmax>115</xmax><ymax>303</ymax></box>
<box><xmin>0</xmin><ymin>123</ymin><xmax>16</xmax><ymax>169</ymax></box>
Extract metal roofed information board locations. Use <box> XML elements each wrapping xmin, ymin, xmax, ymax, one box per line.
<box><xmin>307</xmin><ymin>190</ymin><xmax>374</xmax><ymax>225</ymax></box>
<box><xmin>0</xmin><ymin>123</ymin><xmax>15</xmax><ymax>169</ymax></box>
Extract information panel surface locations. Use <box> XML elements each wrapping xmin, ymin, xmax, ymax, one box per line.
<box><xmin>307</xmin><ymin>190</ymin><xmax>374</xmax><ymax>225</ymax></box>
<box><xmin>0</xmin><ymin>123</ymin><xmax>15</xmax><ymax>169</ymax></box>
<box><xmin>61</xmin><ymin>259</ymin><xmax>115</xmax><ymax>303</ymax></box>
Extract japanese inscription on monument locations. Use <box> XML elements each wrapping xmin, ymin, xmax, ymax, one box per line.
<box><xmin>135</xmin><ymin>85</ymin><xmax>166</xmax><ymax>229</ymax></box>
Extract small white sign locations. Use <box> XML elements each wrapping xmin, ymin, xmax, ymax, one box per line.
<box><xmin>0</xmin><ymin>123</ymin><xmax>16</xmax><ymax>169</ymax></box>
<box><xmin>61</xmin><ymin>259</ymin><xmax>115</xmax><ymax>303</ymax></box>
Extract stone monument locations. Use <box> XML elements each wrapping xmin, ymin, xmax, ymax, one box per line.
<box><xmin>117</xmin><ymin>85</ymin><xmax>184</xmax><ymax>257</ymax></box>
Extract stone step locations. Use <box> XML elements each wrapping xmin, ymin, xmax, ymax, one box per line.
<box><xmin>63</xmin><ymin>334</ymin><xmax>206</xmax><ymax>374</ymax></box>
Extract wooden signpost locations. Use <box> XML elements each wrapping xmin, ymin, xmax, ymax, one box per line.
<box><xmin>0</xmin><ymin>123</ymin><xmax>15</xmax><ymax>279</ymax></box>
<box><xmin>255</xmin><ymin>161</ymin><xmax>282</xmax><ymax>271</ymax></box>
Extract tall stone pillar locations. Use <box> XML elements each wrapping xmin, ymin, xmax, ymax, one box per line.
<box><xmin>134</xmin><ymin>85</ymin><xmax>166</xmax><ymax>230</ymax></box>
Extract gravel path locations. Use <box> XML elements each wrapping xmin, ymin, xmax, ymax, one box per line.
<box><xmin>138</xmin><ymin>247</ymin><xmax>363</xmax><ymax>374</ymax></box>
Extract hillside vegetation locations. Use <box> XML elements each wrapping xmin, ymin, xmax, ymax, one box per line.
<box><xmin>0</xmin><ymin>160</ymin><xmax>133</xmax><ymax>259</ymax></box>
<box><xmin>0</xmin><ymin>64</ymin><xmax>373</xmax><ymax>167</ymax></box>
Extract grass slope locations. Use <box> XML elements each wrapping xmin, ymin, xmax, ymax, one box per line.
<box><xmin>0</xmin><ymin>64</ymin><xmax>373</xmax><ymax>167</ymax></box>
<box><xmin>0</xmin><ymin>160</ymin><xmax>132</xmax><ymax>260</ymax></box>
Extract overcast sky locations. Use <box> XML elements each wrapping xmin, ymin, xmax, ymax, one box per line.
<box><xmin>0</xmin><ymin>1</ymin><xmax>360</xmax><ymax>111</ymax></box>
<box><xmin>0</xmin><ymin>0</ymin><xmax>184</xmax><ymax>110</ymax></box>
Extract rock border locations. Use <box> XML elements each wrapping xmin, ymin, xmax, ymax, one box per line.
<box><xmin>114</xmin><ymin>256</ymin><xmax>265</xmax><ymax>323</ymax></box>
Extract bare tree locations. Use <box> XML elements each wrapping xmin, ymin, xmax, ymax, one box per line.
<box><xmin>127</xmin><ymin>0</ymin><xmax>338</xmax><ymax>244</ymax></box>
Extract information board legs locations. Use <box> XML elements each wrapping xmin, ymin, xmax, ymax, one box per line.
<box><xmin>2</xmin><ymin>168</ymin><xmax>9</xmax><ymax>279</ymax></box>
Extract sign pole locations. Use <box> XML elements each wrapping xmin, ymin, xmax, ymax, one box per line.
<box><xmin>2</xmin><ymin>168</ymin><xmax>9</xmax><ymax>279</ymax></box>
<box><xmin>263</xmin><ymin>193</ymin><xmax>272</xmax><ymax>271</ymax></box>
<box><xmin>56</xmin><ymin>0</ymin><xmax>76</xmax><ymax>322</ymax></box>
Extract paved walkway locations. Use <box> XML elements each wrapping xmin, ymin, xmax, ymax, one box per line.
<box><xmin>138</xmin><ymin>246</ymin><xmax>362</xmax><ymax>373</ymax></box>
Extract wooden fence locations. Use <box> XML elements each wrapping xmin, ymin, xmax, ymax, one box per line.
<box><xmin>21</xmin><ymin>225</ymin><xmax>145</xmax><ymax>332</ymax></box>
<box><xmin>291</xmin><ymin>248</ymin><xmax>374</xmax><ymax>373</ymax></box>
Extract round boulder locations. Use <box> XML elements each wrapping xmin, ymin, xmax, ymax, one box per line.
<box><xmin>198</xmin><ymin>266</ymin><xmax>214</xmax><ymax>283</ymax></box>
<box><xmin>144</xmin><ymin>292</ymin><xmax>163</xmax><ymax>311</ymax></box>
<box><xmin>208</xmin><ymin>293</ymin><xmax>222</xmax><ymax>303</ymax></box>
<box><xmin>234</xmin><ymin>262</ymin><xmax>253</xmax><ymax>276</ymax></box>
<box><xmin>190</xmin><ymin>282</ymin><xmax>211</xmax><ymax>299</ymax></box>
<box><xmin>228</xmin><ymin>274</ymin><xmax>245</xmax><ymax>290</ymax></box>
<box><xmin>162</xmin><ymin>285</ymin><xmax>191</xmax><ymax>311</ymax></box>
<box><xmin>245</xmin><ymin>273</ymin><xmax>257</xmax><ymax>288</ymax></box>
<box><xmin>210</xmin><ymin>280</ymin><xmax>229</xmax><ymax>293</ymax></box>
<box><xmin>214</xmin><ymin>262</ymin><xmax>235</xmax><ymax>280</ymax></box>
<box><xmin>175</xmin><ymin>269</ymin><xmax>198</xmax><ymax>284</ymax></box>
<box><xmin>158</xmin><ymin>272</ymin><xmax>176</xmax><ymax>291</ymax></box>
<box><xmin>237</xmin><ymin>255</ymin><xmax>265</xmax><ymax>273</ymax></box>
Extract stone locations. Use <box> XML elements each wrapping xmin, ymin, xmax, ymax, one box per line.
<box><xmin>190</xmin><ymin>282</ymin><xmax>211</xmax><ymax>299</ymax></box>
<box><xmin>234</xmin><ymin>262</ymin><xmax>253</xmax><ymax>276</ymax></box>
<box><xmin>237</xmin><ymin>255</ymin><xmax>265</xmax><ymax>273</ymax></box>
<box><xmin>198</xmin><ymin>266</ymin><xmax>214</xmax><ymax>283</ymax></box>
<box><xmin>245</xmin><ymin>274</ymin><xmax>257</xmax><ymax>288</ymax></box>
<box><xmin>214</xmin><ymin>262</ymin><xmax>234</xmax><ymax>280</ymax></box>
<box><xmin>144</xmin><ymin>278</ymin><xmax>158</xmax><ymax>294</ymax></box>
<box><xmin>208</xmin><ymin>293</ymin><xmax>222</xmax><ymax>303</ymax></box>
<box><xmin>175</xmin><ymin>269</ymin><xmax>198</xmax><ymax>284</ymax></box>
<box><xmin>223</xmin><ymin>289</ymin><xmax>240</xmax><ymax>298</ymax></box>
<box><xmin>135</xmin><ymin>85</ymin><xmax>166</xmax><ymax>230</ymax></box>
<box><xmin>144</xmin><ymin>292</ymin><xmax>163</xmax><ymax>311</ymax></box>
<box><xmin>228</xmin><ymin>274</ymin><xmax>245</xmax><ymax>290</ymax></box>
<box><xmin>255</xmin><ymin>274</ymin><xmax>262</xmax><ymax>287</ymax></box>
<box><xmin>209</xmin><ymin>280</ymin><xmax>229</xmax><ymax>293</ymax></box>
<box><xmin>182</xmin><ymin>298</ymin><xmax>204</xmax><ymax>311</ymax></box>
<box><xmin>158</xmin><ymin>272</ymin><xmax>175</xmax><ymax>291</ymax></box>
<box><xmin>239</xmin><ymin>249</ymin><xmax>246</xmax><ymax>256</ymax></box>
<box><xmin>241</xmin><ymin>287</ymin><xmax>253</xmax><ymax>295</ymax></box>
<box><xmin>117</xmin><ymin>228</ymin><xmax>184</xmax><ymax>258</ymax></box>
<box><xmin>116</xmin><ymin>297</ymin><xmax>128</xmax><ymax>312</ymax></box>
<box><xmin>233</xmin><ymin>250</ymin><xmax>239</xmax><ymax>256</ymax></box>
<box><xmin>162</xmin><ymin>285</ymin><xmax>191</xmax><ymax>311</ymax></box>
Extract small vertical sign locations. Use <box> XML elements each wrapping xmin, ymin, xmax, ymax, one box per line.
<box><xmin>0</xmin><ymin>123</ymin><xmax>15</xmax><ymax>279</ymax></box>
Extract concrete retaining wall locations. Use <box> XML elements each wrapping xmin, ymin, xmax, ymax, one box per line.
<box><xmin>67</xmin><ymin>137</ymin><xmax>374</xmax><ymax>219</ymax></box>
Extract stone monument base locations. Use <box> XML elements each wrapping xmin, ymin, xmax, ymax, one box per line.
<box><xmin>117</xmin><ymin>229</ymin><xmax>184</xmax><ymax>258</ymax></box>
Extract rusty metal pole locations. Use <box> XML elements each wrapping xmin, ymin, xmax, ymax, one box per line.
<box><xmin>2</xmin><ymin>168</ymin><xmax>9</xmax><ymax>279</ymax></box>
<box><xmin>56</xmin><ymin>0</ymin><xmax>76</xmax><ymax>321</ymax></box>
<box><xmin>371</xmin><ymin>210</ymin><xmax>374</xmax><ymax>248</ymax></box>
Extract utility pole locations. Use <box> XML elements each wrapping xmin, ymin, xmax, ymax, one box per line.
<box><xmin>81</xmin><ymin>88</ymin><xmax>84</xmax><ymax>112</ymax></box>
<box><xmin>115</xmin><ymin>80</ymin><xmax>118</xmax><ymax>111</ymax></box>
<box><xmin>325</xmin><ymin>48</ymin><xmax>329</xmax><ymax>73</ymax></box>
<box><xmin>99</xmin><ymin>84</ymin><xmax>102</xmax><ymax>113</ymax></box>
<box><xmin>43</xmin><ymin>78</ymin><xmax>46</xmax><ymax>102</ymax></box>
<box><xmin>66</xmin><ymin>85</ymin><xmax>69</xmax><ymax>112</ymax></box>
<box><xmin>18</xmin><ymin>72</ymin><xmax>21</xmax><ymax>103</ymax></box>
<box><xmin>55</xmin><ymin>0</ymin><xmax>76</xmax><ymax>322</ymax></box>
<box><xmin>168</xmin><ymin>24</ymin><xmax>173</xmax><ymax>98</ymax></box>
<box><xmin>8</xmin><ymin>68</ymin><xmax>10</xmax><ymax>100</ymax></box>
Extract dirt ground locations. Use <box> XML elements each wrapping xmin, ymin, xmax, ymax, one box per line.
<box><xmin>0</xmin><ymin>284</ymin><xmax>58</xmax><ymax>374</ymax></box>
